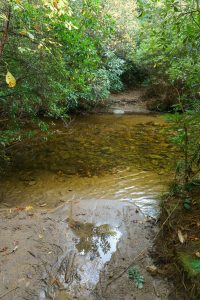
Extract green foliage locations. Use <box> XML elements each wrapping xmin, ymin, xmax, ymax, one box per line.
<box><xmin>128</xmin><ymin>266</ymin><xmax>144</xmax><ymax>289</ymax></box>
<box><xmin>0</xmin><ymin>0</ymin><xmax>126</xmax><ymax>152</ymax></box>
<box><xmin>179</xmin><ymin>253</ymin><xmax>200</xmax><ymax>276</ymax></box>
<box><xmin>136</xmin><ymin>0</ymin><xmax>200</xmax><ymax>96</ymax></box>
<box><xmin>167</xmin><ymin>107</ymin><xmax>200</xmax><ymax>183</ymax></box>
<box><xmin>136</xmin><ymin>0</ymin><xmax>200</xmax><ymax>184</ymax></box>
<box><xmin>122</xmin><ymin>60</ymin><xmax>148</xmax><ymax>86</ymax></box>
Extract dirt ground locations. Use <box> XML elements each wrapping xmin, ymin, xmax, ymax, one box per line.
<box><xmin>155</xmin><ymin>189</ymin><xmax>200</xmax><ymax>300</ymax></box>
<box><xmin>0</xmin><ymin>199</ymin><xmax>172</xmax><ymax>300</ymax></box>
<box><xmin>93</xmin><ymin>88</ymin><xmax>150</xmax><ymax>114</ymax></box>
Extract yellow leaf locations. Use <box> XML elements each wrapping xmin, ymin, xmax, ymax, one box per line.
<box><xmin>6</xmin><ymin>71</ymin><xmax>16</xmax><ymax>88</ymax></box>
<box><xmin>25</xmin><ymin>205</ymin><xmax>33</xmax><ymax>211</ymax></box>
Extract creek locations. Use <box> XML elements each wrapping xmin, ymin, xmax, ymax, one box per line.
<box><xmin>1</xmin><ymin>114</ymin><xmax>175</xmax><ymax>214</ymax></box>
<box><xmin>0</xmin><ymin>113</ymin><xmax>175</xmax><ymax>299</ymax></box>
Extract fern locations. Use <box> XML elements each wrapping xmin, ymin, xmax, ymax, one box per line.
<box><xmin>128</xmin><ymin>266</ymin><xmax>144</xmax><ymax>289</ymax></box>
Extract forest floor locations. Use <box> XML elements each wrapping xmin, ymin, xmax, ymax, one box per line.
<box><xmin>155</xmin><ymin>189</ymin><xmax>200</xmax><ymax>300</ymax></box>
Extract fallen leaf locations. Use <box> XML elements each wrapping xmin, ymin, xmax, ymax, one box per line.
<box><xmin>50</xmin><ymin>277</ymin><xmax>60</xmax><ymax>286</ymax></box>
<box><xmin>146</xmin><ymin>265</ymin><xmax>158</xmax><ymax>275</ymax></box>
<box><xmin>14</xmin><ymin>207</ymin><xmax>25</xmax><ymax>212</ymax></box>
<box><xmin>195</xmin><ymin>251</ymin><xmax>200</xmax><ymax>258</ymax></box>
<box><xmin>38</xmin><ymin>234</ymin><xmax>43</xmax><ymax>239</ymax></box>
<box><xmin>178</xmin><ymin>230</ymin><xmax>186</xmax><ymax>244</ymax></box>
<box><xmin>189</xmin><ymin>236</ymin><xmax>199</xmax><ymax>241</ymax></box>
<box><xmin>25</xmin><ymin>205</ymin><xmax>33</xmax><ymax>211</ymax></box>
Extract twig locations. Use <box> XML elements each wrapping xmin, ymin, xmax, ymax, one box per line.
<box><xmin>105</xmin><ymin>250</ymin><xmax>146</xmax><ymax>291</ymax></box>
<box><xmin>27</xmin><ymin>250</ymin><xmax>36</xmax><ymax>258</ymax></box>
<box><xmin>0</xmin><ymin>286</ymin><xmax>19</xmax><ymax>299</ymax></box>
<box><xmin>65</xmin><ymin>251</ymin><xmax>76</xmax><ymax>283</ymax></box>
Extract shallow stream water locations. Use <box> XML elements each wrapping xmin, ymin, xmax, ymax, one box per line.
<box><xmin>0</xmin><ymin>114</ymin><xmax>176</xmax><ymax>299</ymax></box>
<box><xmin>1</xmin><ymin>114</ymin><xmax>175</xmax><ymax>214</ymax></box>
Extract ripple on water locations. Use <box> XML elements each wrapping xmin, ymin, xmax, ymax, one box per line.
<box><xmin>1</xmin><ymin>115</ymin><xmax>173</xmax><ymax>216</ymax></box>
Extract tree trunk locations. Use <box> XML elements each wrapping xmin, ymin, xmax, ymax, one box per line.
<box><xmin>0</xmin><ymin>3</ymin><xmax>11</xmax><ymax>57</ymax></box>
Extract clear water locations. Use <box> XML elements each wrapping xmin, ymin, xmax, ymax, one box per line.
<box><xmin>0</xmin><ymin>114</ymin><xmax>175</xmax><ymax>216</ymax></box>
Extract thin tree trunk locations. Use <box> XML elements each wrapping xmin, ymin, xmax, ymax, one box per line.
<box><xmin>0</xmin><ymin>4</ymin><xmax>11</xmax><ymax>57</ymax></box>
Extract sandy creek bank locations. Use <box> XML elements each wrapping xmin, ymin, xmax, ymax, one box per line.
<box><xmin>0</xmin><ymin>200</ymin><xmax>172</xmax><ymax>300</ymax></box>
<box><xmin>0</xmin><ymin>110</ymin><xmax>176</xmax><ymax>299</ymax></box>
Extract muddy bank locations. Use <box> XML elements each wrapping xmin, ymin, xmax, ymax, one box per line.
<box><xmin>0</xmin><ymin>200</ymin><xmax>172</xmax><ymax>300</ymax></box>
<box><xmin>155</xmin><ymin>186</ymin><xmax>200</xmax><ymax>300</ymax></box>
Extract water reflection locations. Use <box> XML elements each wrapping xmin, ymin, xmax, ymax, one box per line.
<box><xmin>69</xmin><ymin>221</ymin><xmax>121</xmax><ymax>262</ymax></box>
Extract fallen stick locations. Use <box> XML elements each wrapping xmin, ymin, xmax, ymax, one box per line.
<box><xmin>0</xmin><ymin>286</ymin><xmax>19</xmax><ymax>299</ymax></box>
<box><xmin>105</xmin><ymin>250</ymin><xmax>147</xmax><ymax>291</ymax></box>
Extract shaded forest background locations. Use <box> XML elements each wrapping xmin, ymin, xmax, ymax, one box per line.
<box><xmin>0</xmin><ymin>0</ymin><xmax>199</xmax><ymax>179</ymax></box>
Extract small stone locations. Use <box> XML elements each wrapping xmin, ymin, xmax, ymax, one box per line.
<box><xmin>113</xmin><ymin>109</ymin><xmax>125</xmax><ymax>114</ymax></box>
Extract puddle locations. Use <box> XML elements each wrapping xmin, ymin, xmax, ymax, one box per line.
<box><xmin>69</xmin><ymin>221</ymin><xmax>121</xmax><ymax>262</ymax></box>
<box><xmin>71</xmin><ymin>222</ymin><xmax>122</xmax><ymax>288</ymax></box>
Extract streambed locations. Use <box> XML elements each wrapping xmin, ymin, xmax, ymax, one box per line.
<box><xmin>0</xmin><ymin>114</ymin><xmax>175</xmax><ymax>299</ymax></box>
